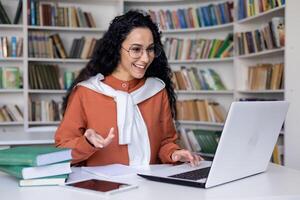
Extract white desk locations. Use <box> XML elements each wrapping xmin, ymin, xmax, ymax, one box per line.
<box><xmin>0</xmin><ymin>164</ymin><xmax>300</xmax><ymax>200</ymax></box>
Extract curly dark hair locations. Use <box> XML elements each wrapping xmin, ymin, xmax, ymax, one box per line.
<box><xmin>62</xmin><ymin>10</ymin><xmax>177</xmax><ymax>118</ymax></box>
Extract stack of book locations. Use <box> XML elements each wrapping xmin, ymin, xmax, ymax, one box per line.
<box><xmin>176</xmin><ymin>99</ymin><xmax>225</xmax><ymax>123</ymax></box>
<box><xmin>173</xmin><ymin>67</ymin><xmax>226</xmax><ymax>91</ymax></box>
<box><xmin>0</xmin><ymin>146</ymin><xmax>72</xmax><ymax>187</ymax></box>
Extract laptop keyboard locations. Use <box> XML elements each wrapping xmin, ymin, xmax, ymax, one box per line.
<box><xmin>169</xmin><ymin>167</ymin><xmax>211</xmax><ymax>181</ymax></box>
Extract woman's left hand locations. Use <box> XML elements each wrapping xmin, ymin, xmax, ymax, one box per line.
<box><xmin>171</xmin><ymin>149</ymin><xmax>203</xmax><ymax>167</ymax></box>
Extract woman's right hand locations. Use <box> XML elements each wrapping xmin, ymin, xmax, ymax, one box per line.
<box><xmin>84</xmin><ymin>127</ymin><xmax>115</xmax><ymax>148</ymax></box>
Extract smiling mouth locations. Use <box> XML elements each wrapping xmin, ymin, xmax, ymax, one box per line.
<box><xmin>133</xmin><ymin>63</ymin><xmax>146</xmax><ymax>69</ymax></box>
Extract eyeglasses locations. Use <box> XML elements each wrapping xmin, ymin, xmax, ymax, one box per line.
<box><xmin>122</xmin><ymin>44</ymin><xmax>162</xmax><ymax>59</ymax></box>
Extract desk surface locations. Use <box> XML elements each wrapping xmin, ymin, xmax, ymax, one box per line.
<box><xmin>0</xmin><ymin>164</ymin><xmax>300</xmax><ymax>200</ymax></box>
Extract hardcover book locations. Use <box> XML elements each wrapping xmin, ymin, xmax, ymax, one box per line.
<box><xmin>0</xmin><ymin>146</ymin><xmax>72</xmax><ymax>166</ymax></box>
<box><xmin>0</xmin><ymin>162</ymin><xmax>71</xmax><ymax>179</ymax></box>
<box><xmin>19</xmin><ymin>174</ymin><xmax>68</xmax><ymax>187</ymax></box>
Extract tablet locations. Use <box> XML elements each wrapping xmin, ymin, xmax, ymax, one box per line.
<box><xmin>64</xmin><ymin>178</ymin><xmax>138</xmax><ymax>195</ymax></box>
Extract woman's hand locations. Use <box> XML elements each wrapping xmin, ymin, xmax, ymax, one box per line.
<box><xmin>84</xmin><ymin>128</ymin><xmax>115</xmax><ymax>148</ymax></box>
<box><xmin>171</xmin><ymin>149</ymin><xmax>203</xmax><ymax>167</ymax></box>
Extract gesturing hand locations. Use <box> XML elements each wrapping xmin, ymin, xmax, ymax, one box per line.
<box><xmin>171</xmin><ymin>149</ymin><xmax>203</xmax><ymax>167</ymax></box>
<box><xmin>84</xmin><ymin>128</ymin><xmax>115</xmax><ymax>148</ymax></box>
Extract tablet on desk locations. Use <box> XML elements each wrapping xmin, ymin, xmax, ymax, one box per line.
<box><xmin>63</xmin><ymin>178</ymin><xmax>138</xmax><ymax>195</ymax></box>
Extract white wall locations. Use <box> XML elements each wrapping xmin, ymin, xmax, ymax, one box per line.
<box><xmin>285</xmin><ymin>0</ymin><xmax>300</xmax><ymax>170</ymax></box>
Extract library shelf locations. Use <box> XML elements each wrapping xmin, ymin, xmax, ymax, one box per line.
<box><xmin>0</xmin><ymin>58</ymin><xmax>24</xmax><ymax>62</ymax></box>
<box><xmin>236</xmin><ymin>48</ymin><xmax>285</xmax><ymax>59</ymax></box>
<box><xmin>237</xmin><ymin>5</ymin><xmax>285</xmax><ymax>24</ymax></box>
<box><xmin>0</xmin><ymin>122</ymin><xmax>24</xmax><ymax>126</ymax></box>
<box><xmin>175</xmin><ymin>90</ymin><xmax>234</xmax><ymax>95</ymax></box>
<box><xmin>0</xmin><ymin>89</ymin><xmax>23</xmax><ymax>93</ymax></box>
<box><xmin>28</xmin><ymin>90</ymin><xmax>67</xmax><ymax>94</ymax></box>
<box><xmin>162</xmin><ymin>23</ymin><xmax>233</xmax><ymax>34</ymax></box>
<box><xmin>237</xmin><ymin>89</ymin><xmax>284</xmax><ymax>94</ymax></box>
<box><xmin>28</xmin><ymin>121</ymin><xmax>60</xmax><ymax>125</ymax></box>
<box><xmin>28</xmin><ymin>58</ymin><xmax>89</xmax><ymax>63</ymax></box>
<box><xmin>168</xmin><ymin>57</ymin><xmax>233</xmax><ymax>64</ymax></box>
<box><xmin>177</xmin><ymin>120</ymin><xmax>224</xmax><ymax>127</ymax></box>
<box><xmin>0</xmin><ymin>24</ymin><xmax>23</xmax><ymax>29</ymax></box>
<box><xmin>28</xmin><ymin>26</ymin><xmax>106</xmax><ymax>33</ymax></box>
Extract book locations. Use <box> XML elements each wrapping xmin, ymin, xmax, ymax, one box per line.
<box><xmin>0</xmin><ymin>1</ymin><xmax>11</xmax><ymax>24</ymax></box>
<box><xmin>50</xmin><ymin>34</ymin><xmax>67</xmax><ymax>58</ymax></box>
<box><xmin>186</xmin><ymin>129</ymin><xmax>201</xmax><ymax>152</ymax></box>
<box><xmin>208</xmin><ymin>69</ymin><xmax>226</xmax><ymax>90</ymax></box>
<box><xmin>13</xmin><ymin>0</ymin><xmax>22</xmax><ymax>24</ymax></box>
<box><xmin>0</xmin><ymin>146</ymin><xmax>72</xmax><ymax>166</ymax></box>
<box><xmin>1</xmin><ymin>105</ymin><xmax>14</xmax><ymax>121</ymax></box>
<box><xmin>11</xmin><ymin>36</ymin><xmax>17</xmax><ymax>57</ymax></box>
<box><xmin>193</xmin><ymin>129</ymin><xmax>221</xmax><ymax>154</ymax></box>
<box><xmin>1</xmin><ymin>67</ymin><xmax>20</xmax><ymax>89</ymax></box>
<box><xmin>178</xmin><ymin>127</ymin><xmax>193</xmax><ymax>151</ymax></box>
<box><xmin>272</xmin><ymin>144</ymin><xmax>282</xmax><ymax>165</ymax></box>
<box><xmin>271</xmin><ymin>17</ymin><xmax>285</xmax><ymax>47</ymax></box>
<box><xmin>0</xmin><ymin>162</ymin><xmax>71</xmax><ymax>179</ymax></box>
<box><xmin>4</xmin><ymin>104</ymin><xmax>23</xmax><ymax>121</ymax></box>
<box><xmin>19</xmin><ymin>174</ymin><xmax>68</xmax><ymax>187</ymax></box>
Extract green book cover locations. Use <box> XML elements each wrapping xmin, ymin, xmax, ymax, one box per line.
<box><xmin>193</xmin><ymin>129</ymin><xmax>221</xmax><ymax>154</ymax></box>
<box><xmin>207</xmin><ymin>39</ymin><xmax>217</xmax><ymax>59</ymax></box>
<box><xmin>215</xmin><ymin>33</ymin><xmax>233</xmax><ymax>58</ymax></box>
<box><xmin>208</xmin><ymin>69</ymin><xmax>226</xmax><ymax>90</ymax></box>
<box><xmin>64</xmin><ymin>71</ymin><xmax>75</xmax><ymax>90</ymax></box>
<box><xmin>2</xmin><ymin>67</ymin><xmax>20</xmax><ymax>89</ymax></box>
<box><xmin>0</xmin><ymin>165</ymin><xmax>24</xmax><ymax>178</ymax></box>
<box><xmin>0</xmin><ymin>162</ymin><xmax>70</xmax><ymax>179</ymax></box>
<box><xmin>0</xmin><ymin>146</ymin><xmax>71</xmax><ymax>166</ymax></box>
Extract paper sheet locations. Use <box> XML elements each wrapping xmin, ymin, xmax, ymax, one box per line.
<box><xmin>82</xmin><ymin>164</ymin><xmax>143</xmax><ymax>177</ymax></box>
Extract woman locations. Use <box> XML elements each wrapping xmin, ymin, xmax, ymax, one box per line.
<box><xmin>55</xmin><ymin>10</ymin><xmax>201</xmax><ymax>167</ymax></box>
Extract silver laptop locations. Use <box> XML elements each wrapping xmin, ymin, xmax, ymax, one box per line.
<box><xmin>138</xmin><ymin>101</ymin><xmax>289</xmax><ymax>188</ymax></box>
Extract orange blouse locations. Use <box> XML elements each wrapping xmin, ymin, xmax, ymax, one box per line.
<box><xmin>55</xmin><ymin>75</ymin><xmax>180</xmax><ymax>166</ymax></box>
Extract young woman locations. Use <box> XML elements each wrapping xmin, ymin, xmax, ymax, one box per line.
<box><xmin>55</xmin><ymin>10</ymin><xmax>202</xmax><ymax>167</ymax></box>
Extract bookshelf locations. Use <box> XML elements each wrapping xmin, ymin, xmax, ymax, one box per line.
<box><xmin>234</xmin><ymin>0</ymin><xmax>285</xmax><ymax>166</ymax></box>
<box><xmin>125</xmin><ymin>0</ymin><xmax>236</xmax><ymax>132</ymax></box>
<box><xmin>0</xmin><ymin>0</ymin><xmax>123</xmax><ymax>133</ymax></box>
<box><xmin>1</xmin><ymin>0</ymin><xmax>299</xmax><ymax>170</ymax></box>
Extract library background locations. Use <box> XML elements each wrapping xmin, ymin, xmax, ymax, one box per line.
<box><xmin>0</xmin><ymin>0</ymin><xmax>299</xmax><ymax>170</ymax></box>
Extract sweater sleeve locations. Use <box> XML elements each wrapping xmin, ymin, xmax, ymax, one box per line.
<box><xmin>158</xmin><ymin>89</ymin><xmax>181</xmax><ymax>163</ymax></box>
<box><xmin>55</xmin><ymin>87</ymin><xmax>98</xmax><ymax>164</ymax></box>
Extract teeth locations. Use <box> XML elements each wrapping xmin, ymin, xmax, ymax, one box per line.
<box><xmin>134</xmin><ymin>64</ymin><xmax>145</xmax><ymax>69</ymax></box>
